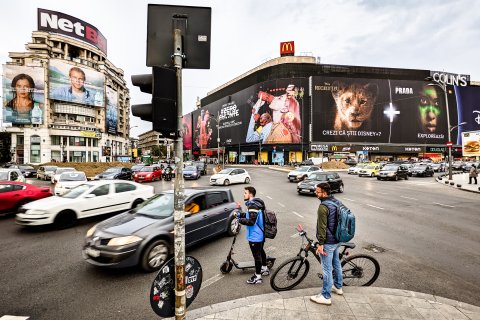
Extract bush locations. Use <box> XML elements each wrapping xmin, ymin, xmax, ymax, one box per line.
<box><xmin>319</xmin><ymin>161</ymin><xmax>350</xmax><ymax>170</ymax></box>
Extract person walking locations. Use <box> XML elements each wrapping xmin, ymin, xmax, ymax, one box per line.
<box><xmin>310</xmin><ymin>182</ymin><xmax>343</xmax><ymax>305</ymax></box>
<box><xmin>236</xmin><ymin>186</ymin><xmax>269</xmax><ymax>284</ymax></box>
<box><xmin>469</xmin><ymin>164</ymin><xmax>478</xmax><ymax>184</ymax></box>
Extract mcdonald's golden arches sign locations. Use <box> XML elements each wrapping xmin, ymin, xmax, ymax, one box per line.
<box><xmin>280</xmin><ymin>41</ymin><xmax>295</xmax><ymax>56</ymax></box>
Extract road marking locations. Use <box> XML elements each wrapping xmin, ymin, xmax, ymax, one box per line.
<box><xmin>201</xmin><ymin>274</ymin><xmax>224</xmax><ymax>290</ymax></box>
<box><xmin>0</xmin><ymin>317</ymin><xmax>30</xmax><ymax>320</ymax></box>
<box><xmin>292</xmin><ymin>211</ymin><xmax>304</xmax><ymax>218</ymax></box>
<box><xmin>266</xmin><ymin>195</ymin><xmax>273</xmax><ymax>200</ymax></box>
<box><xmin>278</xmin><ymin>203</ymin><xmax>285</xmax><ymax>207</ymax></box>
<box><xmin>366</xmin><ymin>204</ymin><xmax>385</xmax><ymax>210</ymax></box>
<box><xmin>375</xmin><ymin>192</ymin><xmax>388</xmax><ymax>195</ymax></box>
<box><xmin>259</xmin><ymin>192</ymin><xmax>264</xmax><ymax>195</ymax></box>
<box><xmin>433</xmin><ymin>202</ymin><xmax>455</xmax><ymax>208</ymax></box>
<box><xmin>342</xmin><ymin>197</ymin><xmax>356</xmax><ymax>202</ymax></box>
<box><xmin>400</xmin><ymin>195</ymin><xmax>418</xmax><ymax>200</ymax></box>
<box><xmin>290</xmin><ymin>233</ymin><xmax>300</xmax><ymax>238</ymax></box>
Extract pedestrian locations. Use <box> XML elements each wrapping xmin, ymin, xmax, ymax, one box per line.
<box><xmin>469</xmin><ymin>164</ymin><xmax>478</xmax><ymax>184</ymax></box>
<box><xmin>310</xmin><ymin>182</ymin><xmax>343</xmax><ymax>305</ymax></box>
<box><xmin>235</xmin><ymin>186</ymin><xmax>269</xmax><ymax>284</ymax></box>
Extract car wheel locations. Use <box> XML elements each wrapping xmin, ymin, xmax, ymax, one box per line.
<box><xmin>141</xmin><ymin>239</ymin><xmax>170</xmax><ymax>272</ymax></box>
<box><xmin>377</xmin><ymin>177</ymin><xmax>381</xmax><ymax>180</ymax></box>
<box><xmin>405</xmin><ymin>175</ymin><xmax>408</xmax><ymax>180</ymax></box>
<box><xmin>395</xmin><ymin>175</ymin><xmax>399</xmax><ymax>181</ymax></box>
<box><xmin>223</xmin><ymin>179</ymin><xmax>230</xmax><ymax>186</ymax></box>
<box><xmin>54</xmin><ymin>210</ymin><xmax>76</xmax><ymax>229</ymax></box>
<box><xmin>371</xmin><ymin>173</ymin><xmax>374</xmax><ymax>177</ymax></box>
<box><xmin>338</xmin><ymin>184</ymin><xmax>344</xmax><ymax>193</ymax></box>
<box><xmin>227</xmin><ymin>216</ymin><xmax>240</xmax><ymax>236</ymax></box>
<box><xmin>244</xmin><ymin>177</ymin><xmax>250</xmax><ymax>184</ymax></box>
<box><xmin>131</xmin><ymin>198</ymin><xmax>144</xmax><ymax>209</ymax></box>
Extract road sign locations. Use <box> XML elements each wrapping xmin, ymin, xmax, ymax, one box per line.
<box><xmin>446</xmin><ymin>141</ymin><xmax>453</xmax><ymax>148</ymax></box>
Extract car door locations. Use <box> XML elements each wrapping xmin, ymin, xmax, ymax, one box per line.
<box><xmin>0</xmin><ymin>184</ymin><xmax>17</xmax><ymax>211</ymax></box>
<box><xmin>185</xmin><ymin>194</ymin><xmax>209</xmax><ymax>245</ymax></box>
<box><xmin>205</xmin><ymin>191</ymin><xmax>234</xmax><ymax>235</ymax></box>
<box><xmin>113</xmin><ymin>182</ymin><xmax>139</xmax><ymax>211</ymax></box>
<box><xmin>326</xmin><ymin>173</ymin><xmax>338</xmax><ymax>190</ymax></box>
<box><xmin>80</xmin><ymin>184</ymin><xmax>115</xmax><ymax>218</ymax></box>
<box><xmin>228</xmin><ymin>169</ymin><xmax>239</xmax><ymax>183</ymax></box>
<box><xmin>236</xmin><ymin>169</ymin><xmax>246</xmax><ymax>183</ymax></box>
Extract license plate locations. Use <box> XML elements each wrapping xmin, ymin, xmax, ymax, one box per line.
<box><xmin>85</xmin><ymin>247</ymin><xmax>100</xmax><ymax>258</ymax></box>
<box><xmin>289</xmin><ymin>177</ymin><xmax>294</xmax><ymax>180</ymax></box>
<box><xmin>302</xmin><ymin>189</ymin><xmax>310</xmax><ymax>192</ymax></box>
<box><xmin>139</xmin><ymin>176</ymin><xmax>144</xmax><ymax>179</ymax></box>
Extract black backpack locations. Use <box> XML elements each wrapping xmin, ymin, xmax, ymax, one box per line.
<box><xmin>256</xmin><ymin>208</ymin><xmax>278</xmax><ymax>239</ymax></box>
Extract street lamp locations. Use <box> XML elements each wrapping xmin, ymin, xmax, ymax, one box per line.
<box><xmin>209</xmin><ymin>112</ymin><xmax>221</xmax><ymax>166</ymax></box>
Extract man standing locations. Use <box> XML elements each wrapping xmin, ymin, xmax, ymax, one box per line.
<box><xmin>53</xmin><ymin>67</ymin><xmax>94</xmax><ymax>105</ymax></box>
<box><xmin>310</xmin><ymin>182</ymin><xmax>343</xmax><ymax>305</ymax></box>
<box><xmin>236</xmin><ymin>186</ymin><xmax>269</xmax><ymax>284</ymax></box>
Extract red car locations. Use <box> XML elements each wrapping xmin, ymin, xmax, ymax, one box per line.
<box><xmin>0</xmin><ymin>182</ymin><xmax>52</xmax><ymax>215</ymax></box>
<box><xmin>133</xmin><ymin>166</ymin><xmax>162</xmax><ymax>182</ymax></box>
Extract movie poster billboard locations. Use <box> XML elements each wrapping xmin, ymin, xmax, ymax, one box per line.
<box><xmin>193</xmin><ymin>78</ymin><xmax>307</xmax><ymax>149</ymax></box>
<box><xmin>454</xmin><ymin>86</ymin><xmax>480</xmax><ymax>142</ymax></box>
<box><xmin>461</xmin><ymin>130</ymin><xmax>480</xmax><ymax>156</ymax></box>
<box><xmin>48</xmin><ymin>59</ymin><xmax>104</xmax><ymax>107</ymax></box>
<box><xmin>2</xmin><ymin>65</ymin><xmax>45</xmax><ymax>124</ymax></box>
<box><xmin>105</xmin><ymin>87</ymin><xmax>118</xmax><ymax>134</ymax></box>
<box><xmin>182</xmin><ymin>113</ymin><xmax>193</xmax><ymax>150</ymax></box>
<box><xmin>310</xmin><ymin>76</ymin><xmax>456</xmax><ymax>144</ymax></box>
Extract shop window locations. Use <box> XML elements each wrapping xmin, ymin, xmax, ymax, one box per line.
<box><xmin>30</xmin><ymin>135</ymin><xmax>41</xmax><ymax>163</ymax></box>
<box><xmin>51</xmin><ymin>150</ymin><xmax>61</xmax><ymax>162</ymax></box>
<box><xmin>69</xmin><ymin>151</ymin><xmax>86</xmax><ymax>162</ymax></box>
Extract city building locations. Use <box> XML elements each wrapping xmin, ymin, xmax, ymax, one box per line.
<box><xmin>138</xmin><ymin>130</ymin><xmax>173</xmax><ymax>158</ymax></box>
<box><xmin>0</xmin><ymin>9</ymin><xmax>130</xmax><ymax>164</ymax></box>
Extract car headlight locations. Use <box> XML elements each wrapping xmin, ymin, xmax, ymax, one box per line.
<box><xmin>147</xmin><ymin>174</ymin><xmax>152</xmax><ymax>178</ymax></box>
<box><xmin>27</xmin><ymin>209</ymin><xmax>48</xmax><ymax>215</ymax></box>
<box><xmin>86</xmin><ymin>226</ymin><xmax>96</xmax><ymax>237</ymax></box>
<box><xmin>387</xmin><ymin>172</ymin><xmax>395</xmax><ymax>176</ymax></box>
<box><xmin>297</xmin><ymin>182</ymin><xmax>302</xmax><ymax>186</ymax></box>
<box><xmin>297</xmin><ymin>174</ymin><xmax>303</xmax><ymax>178</ymax></box>
<box><xmin>107</xmin><ymin>235</ymin><xmax>143</xmax><ymax>246</ymax></box>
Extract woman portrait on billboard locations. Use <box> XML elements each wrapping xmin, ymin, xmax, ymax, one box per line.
<box><xmin>5</xmin><ymin>73</ymin><xmax>35</xmax><ymax>121</ymax></box>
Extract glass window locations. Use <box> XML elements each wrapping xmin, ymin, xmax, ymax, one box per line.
<box><xmin>206</xmin><ymin>192</ymin><xmax>228</xmax><ymax>208</ymax></box>
<box><xmin>115</xmin><ymin>183</ymin><xmax>136</xmax><ymax>193</ymax></box>
<box><xmin>0</xmin><ymin>184</ymin><xmax>14</xmax><ymax>193</ymax></box>
<box><xmin>12</xmin><ymin>185</ymin><xmax>25</xmax><ymax>191</ymax></box>
<box><xmin>69</xmin><ymin>137</ymin><xmax>86</xmax><ymax>146</ymax></box>
<box><xmin>30</xmin><ymin>135</ymin><xmax>41</xmax><ymax>163</ymax></box>
<box><xmin>51</xmin><ymin>136</ymin><xmax>61</xmax><ymax>145</ymax></box>
<box><xmin>62</xmin><ymin>184</ymin><xmax>93</xmax><ymax>199</ymax></box>
<box><xmin>134</xmin><ymin>193</ymin><xmax>174</xmax><ymax>219</ymax></box>
<box><xmin>69</xmin><ymin>151</ymin><xmax>86</xmax><ymax>162</ymax></box>
<box><xmin>90</xmin><ymin>184</ymin><xmax>110</xmax><ymax>197</ymax></box>
<box><xmin>93</xmin><ymin>152</ymin><xmax>99</xmax><ymax>162</ymax></box>
<box><xmin>51</xmin><ymin>151</ymin><xmax>61</xmax><ymax>162</ymax></box>
<box><xmin>92</xmin><ymin>139</ymin><xmax>98</xmax><ymax>147</ymax></box>
<box><xmin>10</xmin><ymin>171</ymin><xmax>19</xmax><ymax>181</ymax></box>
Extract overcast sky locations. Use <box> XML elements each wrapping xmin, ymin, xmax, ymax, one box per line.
<box><xmin>1</xmin><ymin>0</ymin><xmax>479</xmax><ymax>138</ymax></box>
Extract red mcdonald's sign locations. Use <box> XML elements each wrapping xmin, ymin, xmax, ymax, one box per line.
<box><xmin>280</xmin><ymin>41</ymin><xmax>295</xmax><ymax>56</ymax></box>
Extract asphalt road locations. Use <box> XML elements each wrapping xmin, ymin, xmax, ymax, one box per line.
<box><xmin>0</xmin><ymin>168</ymin><xmax>479</xmax><ymax>319</ymax></box>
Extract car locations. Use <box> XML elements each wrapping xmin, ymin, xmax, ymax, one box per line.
<box><xmin>410</xmin><ymin>165</ymin><xmax>434</xmax><ymax>177</ymax></box>
<box><xmin>18</xmin><ymin>165</ymin><xmax>37</xmax><ymax>178</ymax></box>
<box><xmin>344</xmin><ymin>158</ymin><xmax>358</xmax><ymax>166</ymax></box>
<box><xmin>358</xmin><ymin>164</ymin><xmax>381</xmax><ymax>177</ymax></box>
<box><xmin>461</xmin><ymin>162</ymin><xmax>479</xmax><ymax>173</ymax></box>
<box><xmin>54</xmin><ymin>171</ymin><xmax>88</xmax><ymax>196</ymax></box>
<box><xmin>377</xmin><ymin>164</ymin><xmax>409</xmax><ymax>181</ymax></box>
<box><xmin>95</xmin><ymin>167</ymin><xmax>133</xmax><ymax>180</ymax></box>
<box><xmin>431</xmin><ymin>163</ymin><xmax>447</xmax><ymax>172</ymax></box>
<box><xmin>131</xmin><ymin>164</ymin><xmax>145</xmax><ymax>175</ymax></box>
<box><xmin>451</xmin><ymin>161</ymin><xmax>465</xmax><ymax>171</ymax></box>
<box><xmin>192</xmin><ymin>161</ymin><xmax>207</xmax><ymax>175</ymax></box>
<box><xmin>0</xmin><ymin>168</ymin><xmax>26</xmax><ymax>183</ymax></box>
<box><xmin>0</xmin><ymin>182</ymin><xmax>52</xmax><ymax>214</ymax></box>
<box><xmin>37</xmin><ymin>166</ymin><xmax>58</xmax><ymax>181</ymax></box>
<box><xmin>297</xmin><ymin>172</ymin><xmax>344</xmax><ymax>195</ymax></box>
<box><xmin>183</xmin><ymin>165</ymin><xmax>201</xmax><ymax>180</ymax></box>
<box><xmin>133</xmin><ymin>166</ymin><xmax>162</xmax><ymax>182</ymax></box>
<box><xmin>16</xmin><ymin>180</ymin><xmax>154</xmax><ymax>228</ymax></box>
<box><xmin>82</xmin><ymin>188</ymin><xmax>240</xmax><ymax>272</ymax></box>
<box><xmin>210</xmin><ymin>168</ymin><xmax>251</xmax><ymax>186</ymax></box>
<box><xmin>300</xmin><ymin>159</ymin><xmax>314</xmax><ymax>166</ymax></box>
<box><xmin>348</xmin><ymin>163</ymin><xmax>367</xmax><ymax>175</ymax></box>
<box><xmin>287</xmin><ymin>166</ymin><xmax>322</xmax><ymax>182</ymax></box>
<box><xmin>51</xmin><ymin>167</ymin><xmax>76</xmax><ymax>184</ymax></box>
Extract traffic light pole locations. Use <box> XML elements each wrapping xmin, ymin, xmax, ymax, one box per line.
<box><xmin>173</xmin><ymin>28</ymin><xmax>186</xmax><ymax>320</ymax></box>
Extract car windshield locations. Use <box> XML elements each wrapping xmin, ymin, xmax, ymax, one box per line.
<box><xmin>0</xmin><ymin>172</ymin><xmax>9</xmax><ymax>180</ymax></box>
<box><xmin>185</xmin><ymin>166</ymin><xmax>197</xmax><ymax>171</ymax></box>
<box><xmin>356</xmin><ymin>164</ymin><xmax>366</xmax><ymax>168</ymax></box>
<box><xmin>412</xmin><ymin>166</ymin><xmax>425</xmax><ymax>170</ymax></box>
<box><xmin>57</xmin><ymin>168</ymin><xmax>74</xmax><ymax>174</ymax></box>
<box><xmin>140</xmin><ymin>167</ymin><xmax>154</xmax><ymax>172</ymax></box>
<box><xmin>61</xmin><ymin>184</ymin><xmax>93</xmax><ymax>198</ymax></box>
<box><xmin>366</xmin><ymin>165</ymin><xmax>377</xmax><ymax>169</ymax></box>
<box><xmin>308</xmin><ymin>173</ymin><xmax>328</xmax><ymax>181</ymax></box>
<box><xmin>219</xmin><ymin>169</ymin><xmax>233</xmax><ymax>174</ymax></box>
<box><xmin>105</xmin><ymin>168</ymin><xmax>121</xmax><ymax>173</ymax></box>
<box><xmin>382</xmin><ymin>165</ymin><xmax>399</xmax><ymax>171</ymax></box>
<box><xmin>131</xmin><ymin>165</ymin><xmax>144</xmax><ymax>171</ymax></box>
<box><xmin>135</xmin><ymin>193</ymin><xmax>174</xmax><ymax>218</ymax></box>
<box><xmin>59</xmin><ymin>172</ymin><xmax>86</xmax><ymax>181</ymax></box>
<box><xmin>296</xmin><ymin>167</ymin><xmax>309</xmax><ymax>172</ymax></box>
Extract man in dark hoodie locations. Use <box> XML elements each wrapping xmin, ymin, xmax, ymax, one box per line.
<box><xmin>236</xmin><ymin>186</ymin><xmax>268</xmax><ymax>284</ymax></box>
<box><xmin>310</xmin><ymin>182</ymin><xmax>343</xmax><ymax>305</ymax></box>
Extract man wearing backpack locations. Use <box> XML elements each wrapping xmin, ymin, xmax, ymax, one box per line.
<box><xmin>235</xmin><ymin>186</ymin><xmax>269</xmax><ymax>284</ymax></box>
<box><xmin>310</xmin><ymin>182</ymin><xmax>344</xmax><ymax>305</ymax></box>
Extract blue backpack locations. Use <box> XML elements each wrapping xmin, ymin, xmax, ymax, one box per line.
<box><xmin>323</xmin><ymin>200</ymin><xmax>355</xmax><ymax>242</ymax></box>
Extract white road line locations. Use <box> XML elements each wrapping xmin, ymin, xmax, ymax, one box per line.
<box><xmin>366</xmin><ymin>204</ymin><xmax>385</xmax><ymax>210</ymax></box>
<box><xmin>400</xmin><ymin>195</ymin><xmax>418</xmax><ymax>200</ymax></box>
<box><xmin>376</xmin><ymin>192</ymin><xmax>388</xmax><ymax>195</ymax></box>
<box><xmin>292</xmin><ymin>211</ymin><xmax>304</xmax><ymax>218</ymax></box>
<box><xmin>278</xmin><ymin>203</ymin><xmax>285</xmax><ymax>207</ymax></box>
<box><xmin>290</xmin><ymin>233</ymin><xmax>300</xmax><ymax>238</ymax></box>
<box><xmin>0</xmin><ymin>317</ymin><xmax>30</xmax><ymax>320</ymax></box>
<box><xmin>433</xmin><ymin>202</ymin><xmax>455</xmax><ymax>208</ymax></box>
<box><xmin>343</xmin><ymin>197</ymin><xmax>356</xmax><ymax>202</ymax></box>
<box><xmin>266</xmin><ymin>195</ymin><xmax>273</xmax><ymax>200</ymax></box>
<box><xmin>201</xmin><ymin>274</ymin><xmax>224</xmax><ymax>290</ymax></box>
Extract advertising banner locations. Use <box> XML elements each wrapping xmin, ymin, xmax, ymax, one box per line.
<box><xmin>454</xmin><ymin>86</ymin><xmax>480</xmax><ymax>141</ymax></box>
<box><xmin>2</xmin><ymin>65</ymin><xmax>45</xmax><ymax>124</ymax></box>
<box><xmin>49</xmin><ymin>59</ymin><xmax>104</xmax><ymax>107</ymax></box>
<box><xmin>183</xmin><ymin>113</ymin><xmax>193</xmax><ymax>150</ymax></box>
<box><xmin>193</xmin><ymin>78</ymin><xmax>307</xmax><ymax>149</ymax></box>
<box><xmin>310</xmin><ymin>76</ymin><xmax>456</xmax><ymax>144</ymax></box>
<box><xmin>105</xmin><ymin>87</ymin><xmax>118</xmax><ymax>134</ymax></box>
<box><xmin>461</xmin><ymin>131</ymin><xmax>480</xmax><ymax>156</ymax></box>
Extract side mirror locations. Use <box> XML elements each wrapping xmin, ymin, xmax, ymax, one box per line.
<box><xmin>85</xmin><ymin>194</ymin><xmax>96</xmax><ymax>199</ymax></box>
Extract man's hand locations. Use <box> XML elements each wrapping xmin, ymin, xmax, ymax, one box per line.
<box><xmin>316</xmin><ymin>244</ymin><xmax>326</xmax><ymax>257</ymax></box>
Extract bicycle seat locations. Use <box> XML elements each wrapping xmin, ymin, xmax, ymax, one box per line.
<box><xmin>342</xmin><ymin>242</ymin><xmax>356</xmax><ymax>249</ymax></box>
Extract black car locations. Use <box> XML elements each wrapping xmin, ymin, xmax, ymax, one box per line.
<box><xmin>377</xmin><ymin>164</ymin><xmax>409</xmax><ymax>181</ymax></box>
<box><xmin>410</xmin><ymin>165</ymin><xmax>434</xmax><ymax>177</ymax></box>
<box><xmin>344</xmin><ymin>158</ymin><xmax>358</xmax><ymax>166</ymax></box>
<box><xmin>297</xmin><ymin>172</ymin><xmax>344</xmax><ymax>195</ymax></box>
<box><xmin>83</xmin><ymin>188</ymin><xmax>239</xmax><ymax>272</ymax></box>
<box><xmin>193</xmin><ymin>161</ymin><xmax>207</xmax><ymax>175</ymax></box>
<box><xmin>95</xmin><ymin>167</ymin><xmax>133</xmax><ymax>180</ymax></box>
<box><xmin>12</xmin><ymin>165</ymin><xmax>37</xmax><ymax>178</ymax></box>
<box><xmin>431</xmin><ymin>163</ymin><xmax>447</xmax><ymax>172</ymax></box>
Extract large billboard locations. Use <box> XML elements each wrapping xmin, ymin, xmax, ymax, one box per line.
<box><xmin>461</xmin><ymin>131</ymin><xmax>480</xmax><ymax>156</ymax></box>
<box><xmin>105</xmin><ymin>87</ymin><xmax>118</xmax><ymax>134</ymax></box>
<box><xmin>2</xmin><ymin>65</ymin><xmax>45</xmax><ymax>124</ymax></box>
<box><xmin>182</xmin><ymin>113</ymin><xmax>193</xmax><ymax>150</ymax></box>
<box><xmin>310</xmin><ymin>76</ymin><xmax>457</xmax><ymax>144</ymax></box>
<box><xmin>193</xmin><ymin>78</ymin><xmax>307</xmax><ymax>149</ymax></box>
<box><xmin>48</xmin><ymin>59</ymin><xmax>105</xmax><ymax>107</ymax></box>
<box><xmin>454</xmin><ymin>86</ymin><xmax>480</xmax><ymax>142</ymax></box>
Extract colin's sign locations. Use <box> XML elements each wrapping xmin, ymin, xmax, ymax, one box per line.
<box><xmin>38</xmin><ymin>8</ymin><xmax>107</xmax><ymax>54</ymax></box>
<box><xmin>430</xmin><ymin>71</ymin><xmax>469</xmax><ymax>87</ymax></box>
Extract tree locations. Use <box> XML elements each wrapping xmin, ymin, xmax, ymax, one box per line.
<box><xmin>151</xmin><ymin>145</ymin><xmax>167</xmax><ymax>157</ymax></box>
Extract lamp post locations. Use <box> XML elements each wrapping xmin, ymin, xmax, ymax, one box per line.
<box><xmin>210</xmin><ymin>112</ymin><xmax>221</xmax><ymax>165</ymax></box>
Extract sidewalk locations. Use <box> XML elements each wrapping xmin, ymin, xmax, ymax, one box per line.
<box><xmin>436</xmin><ymin>172</ymin><xmax>480</xmax><ymax>193</ymax></box>
<box><xmin>169</xmin><ymin>287</ymin><xmax>480</xmax><ymax>320</ymax></box>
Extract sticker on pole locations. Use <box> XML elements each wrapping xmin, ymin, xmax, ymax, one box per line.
<box><xmin>149</xmin><ymin>256</ymin><xmax>203</xmax><ymax>318</ymax></box>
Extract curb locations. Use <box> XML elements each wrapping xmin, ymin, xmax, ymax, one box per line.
<box><xmin>435</xmin><ymin>175</ymin><xmax>480</xmax><ymax>194</ymax></box>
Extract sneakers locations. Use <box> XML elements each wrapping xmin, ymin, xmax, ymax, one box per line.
<box><xmin>332</xmin><ymin>285</ymin><xmax>343</xmax><ymax>295</ymax></box>
<box><xmin>310</xmin><ymin>294</ymin><xmax>331</xmax><ymax>305</ymax></box>
<box><xmin>261</xmin><ymin>266</ymin><xmax>270</xmax><ymax>276</ymax></box>
<box><xmin>246</xmin><ymin>274</ymin><xmax>262</xmax><ymax>284</ymax></box>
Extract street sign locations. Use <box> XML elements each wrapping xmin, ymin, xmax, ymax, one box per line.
<box><xmin>446</xmin><ymin>141</ymin><xmax>453</xmax><ymax>148</ymax></box>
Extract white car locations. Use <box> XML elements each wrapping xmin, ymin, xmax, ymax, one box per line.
<box><xmin>210</xmin><ymin>168</ymin><xmax>251</xmax><ymax>186</ymax></box>
<box><xmin>54</xmin><ymin>171</ymin><xmax>88</xmax><ymax>196</ymax></box>
<box><xmin>51</xmin><ymin>167</ymin><xmax>76</xmax><ymax>184</ymax></box>
<box><xmin>0</xmin><ymin>168</ymin><xmax>26</xmax><ymax>183</ymax></box>
<box><xmin>16</xmin><ymin>180</ymin><xmax>154</xmax><ymax>228</ymax></box>
<box><xmin>287</xmin><ymin>166</ymin><xmax>322</xmax><ymax>182</ymax></box>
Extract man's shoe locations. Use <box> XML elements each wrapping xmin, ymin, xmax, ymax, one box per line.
<box><xmin>246</xmin><ymin>274</ymin><xmax>262</xmax><ymax>284</ymax></box>
<box><xmin>261</xmin><ymin>267</ymin><xmax>270</xmax><ymax>276</ymax></box>
<box><xmin>310</xmin><ymin>295</ymin><xmax>331</xmax><ymax>305</ymax></box>
<box><xmin>332</xmin><ymin>286</ymin><xmax>343</xmax><ymax>295</ymax></box>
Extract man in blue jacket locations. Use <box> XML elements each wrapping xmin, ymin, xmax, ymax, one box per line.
<box><xmin>236</xmin><ymin>186</ymin><xmax>268</xmax><ymax>284</ymax></box>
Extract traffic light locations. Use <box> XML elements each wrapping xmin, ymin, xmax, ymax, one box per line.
<box><xmin>131</xmin><ymin>66</ymin><xmax>177</xmax><ymax>137</ymax></box>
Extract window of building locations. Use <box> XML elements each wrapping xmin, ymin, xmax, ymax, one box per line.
<box><xmin>69</xmin><ymin>137</ymin><xmax>86</xmax><ymax>146</ymax></box>
<box><xmin>69</xmin><ymin>151</ymin><xmax>86</xmax><ymax>162</ymax></box>
<box><xmin>17</xmin><ymin>135</ymin><xmax>24</xmax><ymax>145</ymax></box>
<box><xmin>92</xmin><ymin>139</ymin><xmax>98</xmax><ymax>147</ymax></box>
<box><xmin>30</xmin><ymin>135</ymin><xmax>41</xmax><ymax>163</ymax></box>
<box><xmin>51</xmin><ymin>150</ymin><xmax>61</xmax><ymax>162</ymax></box>
<box><xmin>51</xmin><ymin>136</ymin><xmax>61</xmax><ymax>145</ymax></box>
<box><xmin>93</xmin><ymin>151</ymin><xmax>99</xmax><ymax>162</ymax></box>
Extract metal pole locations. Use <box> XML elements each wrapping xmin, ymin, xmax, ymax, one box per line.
<box><xmin>217</xmin><ymin>111</ymin><xmax>220</xmax><ymax>166</ymax></box>
<box><xmin>173</xmin><ymin>28</ymin><xmax>186</xmax><ymax>320</ymax></box>
<box><xmin>444</xmin><ymin>83</ymin><xmax>453</xmax><ymax>181</ymax></box>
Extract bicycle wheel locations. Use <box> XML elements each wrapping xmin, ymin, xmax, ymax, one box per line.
<box><xmin>341</xmin><ymin>254</ymin><xmax>380</xmax><ymax>286</ymax></box>
<box><xmin>270</xmin><ymin>257</ymin><xmax>310</xmax><ymax>291</ymax></box>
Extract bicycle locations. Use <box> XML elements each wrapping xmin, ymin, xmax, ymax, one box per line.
<box><xmin>270</xmin><ymin>224</ymin><xmax>380</xmax><ymax>291</ymax></box>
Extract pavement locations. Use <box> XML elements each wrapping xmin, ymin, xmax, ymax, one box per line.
<box><xmin>436</xmin><ymin>172</ymin><xmax>480</xmax><ymax>193</ymax></box>
<box><xmin>166</xmin><ymin>286</ymin><xmax>480</xmax><ymax>320</ymax></box>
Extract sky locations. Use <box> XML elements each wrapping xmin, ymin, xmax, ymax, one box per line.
<box><xmin>1</xmin><ymin>0</ymin><xmax>479</xmax><ymax>138</ymax></box>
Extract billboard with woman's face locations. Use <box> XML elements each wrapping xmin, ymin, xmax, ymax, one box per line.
<box><xmin>48</xmin><ymin>59</ymin><xmax>105</xmax><ymax>107</ymax></box>
<box><xmin>2</xmin><ymin>65</ymin><xmax>45</xmax><ymax>124</ymax></box>
<box><xmin>105</xmin><ymin>87</ymin><xmax>118</xmax><ymax>134</ymax></box>
<box><xmin>182</xmin><ymin>113</ymin><xmax>193</xmax><ymax>150</ymax></box>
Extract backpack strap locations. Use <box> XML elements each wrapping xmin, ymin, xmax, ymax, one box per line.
<box><xmin>255</xmin><ymin>209</ymin><xmax>265</xmax><ymax>233</ymax></box>
<box><xmin>321</xmin><ymin>200</ymin><xmax>339</xmax><ymax>237</ymax></box>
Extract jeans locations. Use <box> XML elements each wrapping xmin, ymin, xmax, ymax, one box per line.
<box><xmin>319</xmin><ymin>243</ymin><xmax>343</xmax><ymax>299</ymax></box>
<box><xmin>469</xmin><ymin>176</ymin><xmax>477</xmax><ymax>184</ymax></box>
<box><xmin>249</xmin><ymin>241</ymin><xmax>266</xmax><ymax>274</ymax></box>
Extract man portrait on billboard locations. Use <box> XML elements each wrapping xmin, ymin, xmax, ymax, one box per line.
<box><xmin>246</xmin><ymin>97</ymin><xmax>273</xmax><ymax>143</ymax></box>
<box><xmin>52</xmin><ymin>67</ymin><xmax>94</xmax><ymax>105</ymax></box>
<box><xmin>417</xmin><ymin>84</ymin><xmax>443</xmax><ymax>134</ymax></box>
<box><xmin>106</xmin><ymin>88</ymin><xmax>118</xmax><ymax>135</ymax></box>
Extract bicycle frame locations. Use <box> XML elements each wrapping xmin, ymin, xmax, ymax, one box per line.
<box><xmin>296</xmin><ymin>230</ymin><xmax>349</xmax><ymax>264</ymax></box>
